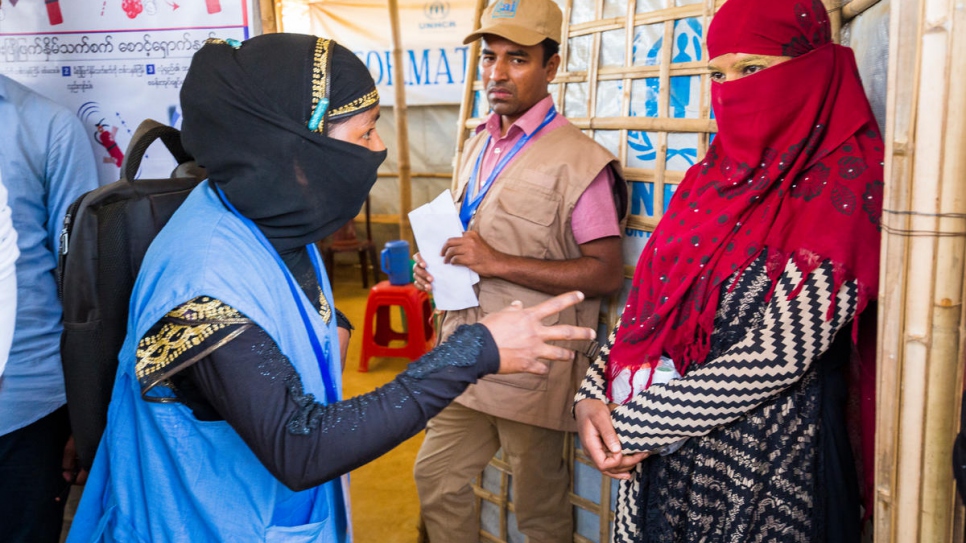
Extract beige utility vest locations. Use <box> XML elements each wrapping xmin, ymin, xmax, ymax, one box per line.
<box><xmin>442</xmin><ymin>121</ymin><xmax>624</xmax><ymax>432</ymax></box>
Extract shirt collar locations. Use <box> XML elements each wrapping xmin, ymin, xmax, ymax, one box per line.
<box><xmin>0</xmin><ymin>76</ymin><xmax>8</xmax><ymax>101</ymax></box>
<box><xmin>476</xmin><ymin>94</ymin><xmax>555</xmax><ymax>139</ymax></box>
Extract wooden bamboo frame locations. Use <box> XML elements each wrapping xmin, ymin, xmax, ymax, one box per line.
<box><xmin>875</xmin><ymin>0</ymin><xmax>966</xmax><ymax>541</ymax></box>
<box><xmin>842</xmin><ymin>0</ymin><xmax>883</xmax><ymax>22</ymax></box>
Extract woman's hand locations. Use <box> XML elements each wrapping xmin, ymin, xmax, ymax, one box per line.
<box><xmin>480</xmin><ymin>291</ymin><xmax>595</xmax><ymax>375</ymax></box>
<box><xmin>575</xmin><ymin>399</ymin><xmax>649</xmax><ymax>480</ymax></box>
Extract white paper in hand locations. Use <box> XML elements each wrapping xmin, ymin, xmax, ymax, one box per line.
<box><xmin>408</xmin><ymin>191</ymin><xmax>480</xmax><ymax>310</ymax></box>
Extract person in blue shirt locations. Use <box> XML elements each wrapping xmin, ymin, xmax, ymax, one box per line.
<box><xmin>0</xmin><ymin>73</ymin><xmax>99</xmax><ymax>542</ymax></box>
<box><xmin>0</xmin><ymin>175</ymin><xmax>17</xmax><ymax>376</ymax></box>
<box><xmin>67</xmin><ymin>34</ymin><xmax>593</xmax><ymax>543</ymax></box>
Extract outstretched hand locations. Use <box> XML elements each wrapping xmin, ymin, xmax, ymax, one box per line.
<box><xmin>575</xmin><ymin>399</ymin><xmax>649</xmax><ymax>480</ymax></box>
<box><xmin>480</xmin><ymin>291</ymin><xmax>595</xmax><ymax>375</ymax></box>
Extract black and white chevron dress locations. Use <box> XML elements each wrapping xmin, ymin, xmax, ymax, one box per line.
<box><xmin>576</xmin><ymin>251</ymin><xmax>862</xmax><ymax>542</ymax></box>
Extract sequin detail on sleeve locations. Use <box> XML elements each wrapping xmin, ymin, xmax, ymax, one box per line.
<box><xmin>401</xmin><ymin>324</ymin><xmax>489</xmax><ymax>379</ymax></box>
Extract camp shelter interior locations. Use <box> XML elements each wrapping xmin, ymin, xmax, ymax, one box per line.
<box><xmin>36</xmin><ymin>0</ymin><xmax>966</xmax><ymax>540</ymax></box>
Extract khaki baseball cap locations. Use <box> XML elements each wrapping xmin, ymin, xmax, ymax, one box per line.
<box><xmin>463</xmin><ymin>0</ymin><xmax>563</xmax><ymax>46</ymax></box>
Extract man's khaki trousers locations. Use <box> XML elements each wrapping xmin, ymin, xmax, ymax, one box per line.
<box><xmin>414</xmin><ymin>403</ymin><xmax>572</xmax><ymax>543</ymax></box>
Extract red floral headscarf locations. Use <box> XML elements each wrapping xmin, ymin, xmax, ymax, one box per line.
<box><xmin>607</xmin><ymin>0</ymin><xmax>883</xmax><ymax>395</ymax></box>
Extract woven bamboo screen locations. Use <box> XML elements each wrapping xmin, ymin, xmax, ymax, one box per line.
<box><xmin>454</xmin><ymin>1</ymin><xmax>721</xmax><ymax>541</ymax></box>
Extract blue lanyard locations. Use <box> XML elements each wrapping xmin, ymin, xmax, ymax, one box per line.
<box><xmin>214</xmin><ymin>185</ymin><xmax>339</xmax><ymax>406</ymax></box>
<box><xmin>459</xmin><ymin>106</ymin><xmax>557</xmax><ymax>229</ymax></box>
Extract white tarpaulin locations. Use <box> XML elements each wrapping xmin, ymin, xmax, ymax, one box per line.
<box><xmin>281</xmin><ymin>0</ymin><xmax>476</xmax><ymax>105</ymax></box>
<box><xmin>0</xmin><ymin>0</ymin><xmax>257</xmax><ymax>185</ymax></box>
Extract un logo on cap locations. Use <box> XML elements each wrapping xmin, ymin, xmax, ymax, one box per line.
<box><xmin>492</xmin><ymin>0</ymin><xmax>520</xmax><ymax>18</ymax></box>
<box><xmin>424</xmin><ymin>0</ymin><xmax>449</xmax><ymax>19</ymax></box>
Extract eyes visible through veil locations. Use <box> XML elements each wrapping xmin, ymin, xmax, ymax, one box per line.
<box><xmin>327</xmin><ymin>106</ymin><xmax>385</xmax><ymax>152</ymax></box>
<box><xmin>708</xmin><ymin>53</ymin><xmax>793</xmax><ymax>84</ymax></box>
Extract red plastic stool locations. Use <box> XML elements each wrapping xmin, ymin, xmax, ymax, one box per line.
<box><xmin>359</xmin><ymin>281</ymin><xmax>436</xmax><ymax>372</ymax></box>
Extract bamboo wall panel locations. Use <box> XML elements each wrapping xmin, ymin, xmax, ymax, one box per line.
<box><xmin>875</xmin><ymin>0</ymin><xmax>966</xmax><ymax>540</ymax></box>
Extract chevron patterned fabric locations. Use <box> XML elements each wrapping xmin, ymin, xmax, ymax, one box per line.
<box><xmin>575</xmin><ymin>253</ymin><xmax>859</xmax><ymax>542</ymax></box>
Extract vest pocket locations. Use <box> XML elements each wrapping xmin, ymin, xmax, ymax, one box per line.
<box><xmin>485</xmin><ymin>181</ymin><xmax>563</xmax><ymax>261</ymax></box>
<box><xmin>265</xmin><ymin>518</ymin><xmax>333</xmax><ymax>543</ymax></box>
<box><xmin>496</xmin><ymin>182</ymin><xmax>560</xmax><ymax>227</ymax></box>
<box><xmin>88</xmin><ymin>505</ymin><xmax>150</xmax><ymax>543</ymax></box>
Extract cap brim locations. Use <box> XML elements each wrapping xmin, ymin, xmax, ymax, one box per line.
<box><xmin>463</xmin><ymin>23</ymin><xmax>551</xmax><ymax>46</ymax></box>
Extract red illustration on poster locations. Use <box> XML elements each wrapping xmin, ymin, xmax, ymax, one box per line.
<box><xmin>94</xmin><ymin>120</ymin><xmax>125</xmax><ymax>167</ymax></box>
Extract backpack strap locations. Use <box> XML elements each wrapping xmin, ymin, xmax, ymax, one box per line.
<box><xmin>120</xmin><ymin>119</ymin><xmax>197</xmax><ymax>182</ymax></box>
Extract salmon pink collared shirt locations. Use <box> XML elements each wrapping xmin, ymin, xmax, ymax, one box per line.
<box><xmin>474</xmin><ymin>95</ymin><xmax>620</xmax><ymax>244</ymax></box>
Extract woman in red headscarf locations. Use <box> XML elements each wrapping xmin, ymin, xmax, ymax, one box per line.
<box><xmin>574</xmin><ymin>0</ymin><xmax>883</xmax><ymax>541</ymax></box>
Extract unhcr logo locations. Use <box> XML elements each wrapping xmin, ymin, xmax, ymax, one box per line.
<box><xmin>421</xmin><ymin>0</ymin><xmax>455</xmax><ymax>29</ymax></box>
<box><xmin>424</xmin><ymin>1</ymin><xmax>449</xmax><ymax>19</ymax></box>
<box><xmin>491</xmin><ymin>0</ymin><xmax>520</xmax><ymax>18</ymax></box>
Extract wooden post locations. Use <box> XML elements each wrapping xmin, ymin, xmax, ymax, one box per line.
<box><xmin>259</xmin><ymin>0</ymin><xmax>278</xmax><ymax>33</ymax></box>
<box><xmin>876</xmin><ymin>0</ymin><xmax>966</xmax><ymax>540</ymax></box>
<box><xmin>821</xmin><ymin>0</ymin><xmax>841</xmax><ymax>43</ymax></box>
<box><xmin>388</xmin><ymin>0</ymin><xmax>413</xmax><ymax>245</ymax></box>
<box><xmin>452</xmin><ymin>0</ymin><xmax>488</xmax><ymax>191</ymax></box>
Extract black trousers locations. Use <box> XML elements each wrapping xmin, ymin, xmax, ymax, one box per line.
<box><xmin>0</xmin><ymin>406</ymin><xmax>72</xmax><ymax>543</ymax></box>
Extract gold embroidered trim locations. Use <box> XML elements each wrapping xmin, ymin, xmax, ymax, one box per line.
<box><xmin>165</xmin><ymin>296</ymin><xmax>246</xmax><ymax>322</ymax></box>
<box><xmin>318</xmin><ymin>290</ymin><xmax>332</xmax><ymax>325</ymax></box>
<box><xmin>136</xmin><ymin>322</ymin><xmax>228</xmax><ymax>382</ymax></box>
<box><xmin>328</xmin><ymin>89</ymin><xmax>379</xmax><ymax>118</ymax></box>
<box><xmin>134</xmin><ymin>297</ymin><xmax>250</xmax><ymax>382</ymax></box>
<box><xmin>310</xmin><ymin>38</ymin><xmax>332</xmax><ymax>134</ymax></box>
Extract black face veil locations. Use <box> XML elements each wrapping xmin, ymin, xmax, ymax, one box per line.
<box><xmin>180</xmin><ymin>33</ymin><xmax>387</xmax><ymax>253</ymax></box>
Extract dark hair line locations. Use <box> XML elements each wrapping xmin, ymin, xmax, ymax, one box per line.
<box><xmin>541</xmin><ymin>38</ymin><xmax>560</xmax><ymax>66</ymax></box>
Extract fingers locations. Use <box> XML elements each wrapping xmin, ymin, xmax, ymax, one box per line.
<box><xmin>442</xmin><ymin>245</ymin><xmax>459</xmax><ymax>265</ymax></box>
<box><xmin>526</xmin><ymin>291</ymin><xmax>585</xmax><ymax>322</ymax></box>
<box><xmin>62</xmin><ymin>436</ymin><xmax>78</xmax><ymax>484</ymax></box>
<box><xmin>412</xmin><ymin>253</ymin><xmax>434</xmax><ymax>292</ymax></box>
<box><xmin>576</xmin><ymin>400</ymin><xmax>619</xmax><ymax>469</ymax></box>
<box><xmin>601</xmin><ymin>452</ymin><xmax>649</xmax><ymax>480</ymax></box>
<box><xmin>440</xmin><ymin>237</ymin><xmax>463</xmax><ymax>257</ymax></box>
<box><xmin>585</xmin><ymin>411</ymin><xmax>621</xmax><ymax>457</ymax></box>
<box><xmin>539</xmin><ymin>323</ymin><xmax>595</xmax><ymax>343</ymax></box>
<box><xmin>531</xmin><ymin>344</ymin><xmax>576</xmax><ymax>362</ymax></box>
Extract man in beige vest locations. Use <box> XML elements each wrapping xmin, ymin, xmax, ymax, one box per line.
<box><xmin>412</xmin><ymin>0</ymin><xmax>627</xmax><ymax>540</ymax></box>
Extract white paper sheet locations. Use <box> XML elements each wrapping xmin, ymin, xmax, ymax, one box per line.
<box><xmin>408</xmin><ymin>191</ymin><xmax>480</xmax><ymax>311</ymax></box>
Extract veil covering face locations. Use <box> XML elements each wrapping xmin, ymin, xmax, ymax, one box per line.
<box><xmin>607</xmin><ymin>0</ymin><xmax>883</xmax><ymax>396</ymax></box>
<box><xmin>180</xmin><ymin>33</ymin><xmax>387</xmax><ymax>253</ymax></box>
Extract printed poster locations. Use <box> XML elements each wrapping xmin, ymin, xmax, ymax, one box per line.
<box><xmin>0</xmin><ymin>0</ymin><xmax>257</xmax><ymax>184</ymax></box>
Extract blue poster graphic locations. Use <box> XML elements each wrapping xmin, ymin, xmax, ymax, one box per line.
<box><xmin>627</xmin><ymin>18</ymin><xmax>703</xmax><ymax>172</ymax></box>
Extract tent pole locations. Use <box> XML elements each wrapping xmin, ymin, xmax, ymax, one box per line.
<box><xmin>388</xmin><ymin>0</ymin><xmax>413</xmax><ymax>245</ymax></box>
<box><xmin>260</xmin><ymin>0</ymin><xmax>279</xmax><ymax>33</ymax></box>
<box><xmin>452</xmin><ymin>0</ymin><xmax>488</xmax><ymax>192</ymax></box>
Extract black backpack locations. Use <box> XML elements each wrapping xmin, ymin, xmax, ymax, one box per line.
<box><xmin>58</xmin><ymin>119</ymin><xmax>206</xmax><ymax>470</ymax></box>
